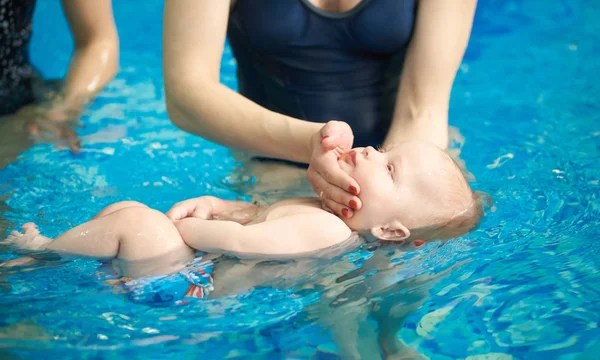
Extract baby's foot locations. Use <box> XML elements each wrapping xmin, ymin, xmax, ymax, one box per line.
<box><xmin>3</xmin><ymin>223</ymin><xmax>52</xmax><ymax>251</ymax></box>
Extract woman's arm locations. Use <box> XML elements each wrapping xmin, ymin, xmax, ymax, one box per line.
<box><xmin>60</xmin><ymin>0</ymin><xmax>119</xmax><ymax>110</ymax></box>
<box><xmin>163</xmin><ymin>0</ymin><xmax>322</xmax><ymax>163</ymax></box>
<box><xmin>22</xmin><ymin>0</ymin><xmax>119</xmax><ymax>152</ymax></box>
<box><xmin>384</xmin><ymin>0</ymin><xmax>477</xmax><ymax>149</ymax></box>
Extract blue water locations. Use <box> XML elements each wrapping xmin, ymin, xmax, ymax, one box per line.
<box><xmin>1</xmin><ymin>1</ymin><xmax>599</xmax><ymax>359</ymax></box>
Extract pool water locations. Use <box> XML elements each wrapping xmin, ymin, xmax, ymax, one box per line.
<box><xmin>1</xmin><ymin>0</ymin><xmax>599</xmax><ymax>359</ymax></box>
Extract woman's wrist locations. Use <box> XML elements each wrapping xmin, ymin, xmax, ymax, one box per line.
<box><xmin>385</xmin><ymin>111</ymin><xmax>449</xmax><ymax>149</ymax></box>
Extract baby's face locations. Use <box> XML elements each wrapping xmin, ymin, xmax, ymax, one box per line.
<box><xmin>338</xmin><ymin>141</ymin><xmax>456</xmax><ymax>232</ymax></box>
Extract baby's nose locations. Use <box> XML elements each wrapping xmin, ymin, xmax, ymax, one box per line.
<box><xmin>365</xmin><ymin>146</ymin><xmax>378</xmax><ymax>158</ymax></box>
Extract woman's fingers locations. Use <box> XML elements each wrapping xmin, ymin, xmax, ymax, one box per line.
<box><xmin>310</xmin><ymin>170</ymin><xmax>362</xmax><ymax>218</ymax></box>
<box><xmin>319</xmin><ymin>172</ymin><xmax>361</xmax><ymax>210</ymax></box>
<box><xmin>308</xmin><ymin>153</ymin><xmax>360</xmax><ymax>197</ymax></box>
<box><xmin>322</xmin><ymin>196</ymin><xmax>353</xmax><ymax>219</ymax></box>
<box><xmin>307</xmin><ymin>120</ymin><xmax>362</xmax><ymax>218</ymax></box>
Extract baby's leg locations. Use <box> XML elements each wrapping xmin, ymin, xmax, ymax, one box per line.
<box><xmin>45</xmin><ymin>207</ymin><xmax>193</xmax><ymax>261</ymax></box>
<box><xmin>91</xmin><ymin>201</ymin><xmax>149</xmax><ymax>220</ymax></box>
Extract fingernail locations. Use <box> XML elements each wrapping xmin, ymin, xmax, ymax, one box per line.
<box><xmin>349</xmin><ymin>186</ymin><xmax>358</xmax><ymax>195</ymax></box>
<box><xmin>349</xmin><ymin>200</ymin><xmax>358</xmax><ymax>210</ymax></box>
<box><xmin>341</xmin><ymin>208</ymin><xmax>350</xmax><ymax>218</ymax></box>
<box><xmin>320</xmin><ymin>136</ymin><xmax>330</xmax><ymax>144</ymax></box>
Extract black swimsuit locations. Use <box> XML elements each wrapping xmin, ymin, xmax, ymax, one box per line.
<box><xmin>227</xmin><ymin>0</ymin><xmax>416</xmax><ymax>147</ymax></box>
<box><xmin>0</xmin><ymin>0</ymin><xmax>38</xmax><ymax>116</ymax></box>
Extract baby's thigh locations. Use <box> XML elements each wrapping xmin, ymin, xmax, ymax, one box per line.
<box><xmin>114</xmin><ymin>207</ymin><xmax>193</xmax><ymax>261</ymax></box>
<box><xmin>92</xmin><ymin>201</ymin><xmax>149</xmax><ymax>220</ymax></box>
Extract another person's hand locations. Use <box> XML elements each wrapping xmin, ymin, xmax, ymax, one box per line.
<box><xmin>19</xmin><ymin>100</ymin><xmax>82</xmax><ymax>154</ymax></box>
<box><xmin>166</xmin><ymin>197</ymin><xmax>215</xmax><ymax>221</ymax></box>
<box><xmin>307</xmin><ymin>121</ymin><xmax>361</xmax><ymax>218</ymax></box>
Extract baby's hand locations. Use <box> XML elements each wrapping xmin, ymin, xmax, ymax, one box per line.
<box><xmin>166</xmin><ymin>197</ymin><xmax>214</xmax><ymax>221</ymax></box>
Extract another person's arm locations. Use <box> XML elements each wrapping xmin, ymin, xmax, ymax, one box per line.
<box><xmin>174</xmin><ymin>213</ymin><xmax>351</xmax><ymax>259</ymax></box>
<box><xmin>24</xmin><ymin>0</ymin><xmax>119</xmax><ymax>152</ymax></box>
<box><xmin>58</xmin><ymin>0</ymin><xmax>119</xmax><ymax>111</ymax></box>
<box><xmin>384</xmin><ymin>0</ymin><xmax>477</xmax><ymax>149</ymax></box>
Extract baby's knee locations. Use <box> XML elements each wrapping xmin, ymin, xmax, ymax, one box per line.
<box><xmin>114</xmin><ymin>207</ymin><xmax>189</xmax><ymax>259</ymax></box>
<box><xmin>116</xmin><ymin>208</ymin><xmax>183</xmax><ymax>243</ymax></box>
<box><xmin>116</xmin><ymin>207</ymin><xmax>170</xmax><ymax>229</ymax></box>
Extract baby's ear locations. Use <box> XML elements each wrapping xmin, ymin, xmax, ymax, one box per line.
<box><xmin>370</xmin><ymin>220</ymin><xmax>410</xmax><ymax>241</ymax></box>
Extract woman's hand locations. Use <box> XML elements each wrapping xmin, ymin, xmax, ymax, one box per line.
<box><xmin>307</xmin><ymin>121</ymin><xmax>362</xmax><ymax>218</ymax></box>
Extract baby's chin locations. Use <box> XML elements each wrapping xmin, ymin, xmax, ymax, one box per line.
<box><xmin>340</xmin><ymin>209</ymin><xmax>374</xmax><ymax>232</ymax></box>
<box><xmin>340</xmin><ymin>214</ymin><xmax>362</xmax><ymax>231</ymax></box>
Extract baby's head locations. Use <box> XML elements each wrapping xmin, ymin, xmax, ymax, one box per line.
<box><xmin>339</xmin><ymin>141</ymin><xmax>482</xmax><ymax>247</ymax></box>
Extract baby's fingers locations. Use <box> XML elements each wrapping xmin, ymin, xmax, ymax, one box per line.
<box><xmin>166</xmin><ymin>205</ymin><xmax>188</xmax><ymax>221</ymax></box>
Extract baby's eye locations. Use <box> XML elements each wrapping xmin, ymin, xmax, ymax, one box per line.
<box><xmin>377</xmin><ymin>147</ymin><xmax>386</xmax><ymax>153</ymax></box>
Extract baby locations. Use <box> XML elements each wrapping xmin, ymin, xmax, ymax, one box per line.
<box><xmin>2</xmin><ymin>141</ymin><xmax>483</xmax><ymax>303</ymax></box>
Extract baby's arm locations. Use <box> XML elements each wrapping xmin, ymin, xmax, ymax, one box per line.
<box><xmin>167</xmin><ymin>196</ymin><xmax>259</xmax><ymax>224</ymax></box>
<box><xmin>175</xmin><ymin>212</ymin><xmax>352</xmax><ymax>259</ymax></box>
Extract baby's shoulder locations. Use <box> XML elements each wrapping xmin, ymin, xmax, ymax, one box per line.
<box><xmin>263</xmin><ymin>197</ymin><xmax>333</xmax><ymax>220</ymax></box>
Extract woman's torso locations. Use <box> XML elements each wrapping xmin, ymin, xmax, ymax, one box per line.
<box><xmin>227</xmin><ymin>0</ymin><xmax>416</xmax><ymax>147</ymax></box>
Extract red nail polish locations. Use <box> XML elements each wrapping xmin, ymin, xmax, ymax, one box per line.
<box><xmin>320</xmin><ymin>136</ymin><xmax>330</xmax><ymax>144</ymax></box>
<box><xmin>349</xmin><ymin>200</ymin><xmax>358</xmax><ymax>210</ymax></box>
<box><xmin>341</xmin><ymin>208</ymin><xmax>349</xmax><ymax>217</ymax></box>
<box><xmin>349</xmin><ymin>186</ymin><xmax>358</xmax><ymax>195</ymax></box>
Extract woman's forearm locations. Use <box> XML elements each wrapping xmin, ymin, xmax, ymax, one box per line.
<box><xmin>165</xmin><ymin>78</ymin><xmax>321</xmax><ymax>163</ymax></box>
<box><xmin>163</xmin><ymin>0</ymin><xmax>322</xmax><ymax>163</ymax></box>
<box><xmin>385</xmin><ymin>103</ymin><xmax>449</xmax><ymax>149</ymax></box>
<box><xmin>385</xmin><ymin>0</ymin><xmax>477</xmax><ymax>149</ymax></box>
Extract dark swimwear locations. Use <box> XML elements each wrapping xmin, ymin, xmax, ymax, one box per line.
<box><xmin>0</xmin><ymin>0</ymin><xmax>39</xmax><ymax>116</ymax></box>
<box><xmin>228</xmin><ymin>0</ymin><xmax>416</xmax><ymax>147</ymax></box>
